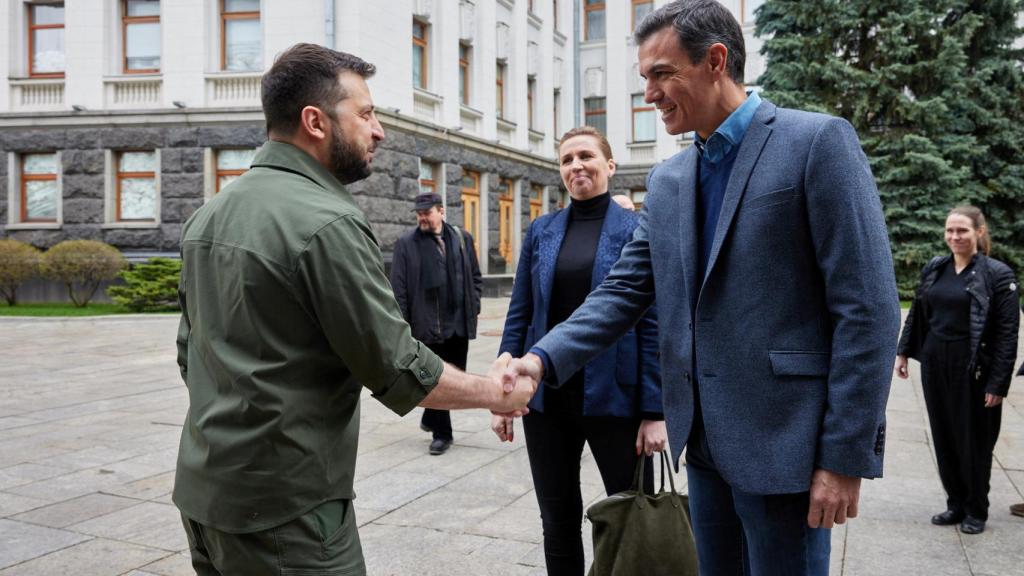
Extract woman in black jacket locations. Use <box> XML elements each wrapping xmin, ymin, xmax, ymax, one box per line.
<box><xmin>895</xmin><ymin>205</ymin><xmax>1019</xmax><ymax>535</ymax></box>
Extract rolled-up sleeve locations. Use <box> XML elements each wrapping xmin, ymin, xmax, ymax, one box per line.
<box><xmin>296</xmin><ymin>214</ymin><xmax>443</xmax><ymax>416</ymax></box>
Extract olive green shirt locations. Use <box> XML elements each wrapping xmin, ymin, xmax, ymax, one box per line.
<box><xmin>173</xmin><ymin>141</ymin><xmax>443</xmax><ymax>533</ymax></box>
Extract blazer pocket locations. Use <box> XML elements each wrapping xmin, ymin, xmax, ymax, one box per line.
<box><xmin>768</xmin><ymin>351</ymin><xmax>830</xmax><ymax>377</ymax></box>
<box><xmin>744</xmin><ymin>186</ymin><xmax>798</xmax><ymax>213</ymax></box>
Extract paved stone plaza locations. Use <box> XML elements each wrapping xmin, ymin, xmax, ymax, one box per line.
<box><xmin>1</xmin><ymin>298</ymin><xmax>1023</xmax><ymax>575</ymax></box>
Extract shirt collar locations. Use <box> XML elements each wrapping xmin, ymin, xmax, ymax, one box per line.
<box><xmin>694</xmin><ymin>91</ymin><xmax>762</xmax><ymax>164</ymax></box>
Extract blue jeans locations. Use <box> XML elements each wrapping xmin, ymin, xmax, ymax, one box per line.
<box><xmin>686</xmin><ymin>464</ymin><xmax>831</xmax><ymax>576</ymax></box>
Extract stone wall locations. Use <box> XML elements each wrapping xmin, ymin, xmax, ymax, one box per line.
<box><xmin>0</xmin><ymin>120</ymin><xmax>564</xmax><ymax>264</ymax></box>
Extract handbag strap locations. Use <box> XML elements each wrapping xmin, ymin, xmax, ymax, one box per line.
<box><xmin>660</xmin><ymin>451</ymin><xmax>679</xmax><ymax>496</ymax></box>
<box><xmin>631</xmin><ymin>453</ymin><xmax>648</xmax><ymax>496</ymax></box>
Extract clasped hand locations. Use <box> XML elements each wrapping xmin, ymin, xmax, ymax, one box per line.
<box><xmin>489</xmin><ymin>353</ymin><xmax>544</xmax><ymax>441</ymax></box>
<box><xmin>488</xmin><ymin>353</ymin><xmax>541</xmax><ymax>419</ymax></box>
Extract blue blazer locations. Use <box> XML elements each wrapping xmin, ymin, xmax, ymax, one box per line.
<box><xmin>534</xmin><ymin>101</ymin><xmax>900</xmax><ymax>495</ymax></box>
<box><xmin>499</xmin><ymin>199</ymin><xmax>662</xmax><ymax>418</ymax></box>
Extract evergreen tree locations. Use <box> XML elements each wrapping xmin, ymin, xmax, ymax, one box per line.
<box><xmin>756</xmin><ymin>0</ymin><xmax>1024</xmax><ymax>296</ymax></box>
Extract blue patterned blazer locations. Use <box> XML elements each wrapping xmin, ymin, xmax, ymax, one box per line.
<box><xmin>499</xmin><ymin>199</ymin><xmax>662</xmax><ymax>418</ymax></box>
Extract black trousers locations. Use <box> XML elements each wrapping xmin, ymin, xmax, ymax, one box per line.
<box><xmin>920</xmin><ymin>336</ymin><xmax>1002</xmax><ymax>520</ymax></box>
<box><xmin>523</xmin><ymin>407</ymin><xmax>652</xmax><ymax>576</ymax></box>
<box><xmin>419</xmin><ymin>336</ymin><xmax>468</xmax><ymax>441</ymax></box>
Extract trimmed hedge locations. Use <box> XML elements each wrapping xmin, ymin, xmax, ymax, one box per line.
<box><xmin>0</xmin><ymin>239</ymin><xmax>43</xmax><ymax>306</ymax></box>
<box><xmin>43</xmin><ymin>240</ymin><xmax>127</xmax><ymax>307</ymax></box>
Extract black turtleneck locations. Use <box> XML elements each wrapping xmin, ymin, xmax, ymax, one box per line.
<box><xmin>545</xmin><ymin>192</ymin><xmax>610</xmax><ymax>411</ymax></box>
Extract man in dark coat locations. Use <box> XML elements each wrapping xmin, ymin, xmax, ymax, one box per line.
<box><xmin>391</xmin><ymin>192</ymin><xmax>483</xmax><ymax>454</ymax></box>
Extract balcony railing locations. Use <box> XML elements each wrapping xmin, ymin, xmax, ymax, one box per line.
<box><xmin>205</xmin><ymin>72</ymin><xmax>261</xmax><ymax>107</ymax></box>
<box><xmin>104</xmin><ymin>76</ymin><xmax>162</xmax><ymax>108</ymax></box>
<box><xmin>10</xmin><ymin>78</ymin><xmax>64</xmax><ymax>111</ymax></box>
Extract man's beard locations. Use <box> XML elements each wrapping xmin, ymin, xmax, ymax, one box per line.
<box><xmin>328</xmin><ymin>120</ymin><xmax>373</xmax><ymax>184</ymax></box>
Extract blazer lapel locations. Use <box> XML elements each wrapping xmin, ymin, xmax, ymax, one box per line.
<box><xmin>675</xmin><ymin>149</ymin><xmax>700</xmax><ymax>313</ymax></box>
<box><xmin>591</xmin><ymin>200</ymin><xmax>624</xmax><ymax>288</ymax></box>
<box><xmin>702</xmin><ymin>102</ymin><xmax>775</xmax><ymax>288</ymax></box>
<box><xmin>538</xmin><ymin>207</ymin><xmax>570</xmax><ymax>317</ymax></box>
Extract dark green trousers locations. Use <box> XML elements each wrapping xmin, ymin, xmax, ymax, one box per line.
<box><xmin>181</xmin><ymin>499</ymin><xmax>366</xmax><ymax>575</ymax></box>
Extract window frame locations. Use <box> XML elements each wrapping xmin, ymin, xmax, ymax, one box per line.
<box><xmin>527</xmin><ymin>78</ymin><xmax>536</xmax><ymax>130</ymax></box>
<box><xmin>496</xmin><ymin>62</ymin><xmax>506</xmax><ymax>120</ymax></box>
<box><xmin>498</xmin><ymin>178</ymin><xmax>514</xmax><ymax>264</ymax></box>
<box><xmin>28</xmin><ymin>3</ymin><xmax>65</xmax><ymax>79</ymax></box>
<box><xmin>413</xmin><ymin>19</ymin><xmax>429</xmax><ymax>90</ymax></box>
<box><xmin>220</xmin><ymin>0</ymin><xmax>260</xmax><ymax>72</ymax></box>
<box><xmin>631</xmin><ymin>93</ymin><xmax>655</xmax><ymax>143</ymax></box>
<box><xmin>631</xmin><ymin>0</ymin><xmax>653</xmax><ymax>31</ymax></box>
<box><xmin>529</xmin><ymin>184</ymin><xmax>543</xmax><ymax>221</ymax></box>
<box><xmin>459</xmin><ymin>42</ymin><xmax>471</xmax><ymax>105</ymax></box>
<box><xmin>19</xmin><ymin>153</ymin><xmax>59</xmax><ymax>224</ymax></box>
<box><xmin>115</xmin><ymin>151</ymin><xmax>158</xmax><ymax>223</ymax></box>
<box><xmin>553</xmin><ymin>0</ymin><xmax>558</xmax><ymax>31</ymax></box>
<box><xmin>584</xmin><ymin>96</ymin><xmax>607</xmax><ymax>134</ymax></box>
<box><xmin>584</xmin><ymin>0</ymin><xmax>605</xmax><ymax>41</ymax></box>
<box><xmin>461</xmin><ymin>170</ymin><xmax>481</xmax><ymax>254</ymax></box>
<box><xmin>419</xmin><ymin>161</ymin><xmax>437</xmax><ymax>193</ymax></box>
<box><xmin>122</xmin><ymin>0</ymin><xmax>161</xmax><ymax>74</ymax></box>
<box><xmin>214</xmin><ymin>149</ymin><xmax>255</xmax><ymax>193</ymax></box>
<box><xmin>553</xmin><ymin>89</ymin><xmax>561</xmax><ymax>139</ymax></box>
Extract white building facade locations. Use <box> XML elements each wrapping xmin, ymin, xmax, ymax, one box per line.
<box><xmin>0</xmin><ymin>0</ymin><xmax>764</xmax><ymax>284</ymax></box>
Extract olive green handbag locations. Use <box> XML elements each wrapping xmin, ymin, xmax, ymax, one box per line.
<box><xmin>585</xmin><ymin>452</ymin><xmax>698</xmax><ymax>576</ymax></box>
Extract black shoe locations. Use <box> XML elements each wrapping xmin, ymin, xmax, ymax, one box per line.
<box><xmin>1011</xmin><ymin>503</ymin><xmax>1024</xmax><ymax>517</ymax></box>
<box><xmin>428</xmin><ymin>438</ymin><xmax>452</xmax><ymax>455</ymax></box>
<box><xmin>960</xmin><ymin>516</ymin><xmax>985</xmax><ymax>534</ymax></box>
<box><xmin>931</xmin><ymin>510</ymin><xmax>965</xmax><ymax>526</ymax></box>
<box><xmin>420</xmin><ymin>423</ymin><xmax>432</xmax><ymax>433</ymax></box>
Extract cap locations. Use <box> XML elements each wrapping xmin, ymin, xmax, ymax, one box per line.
<box><xmin>413</xmin><ymin>192</ymin><xmax>443</xmax><ymax>211</ymax></box>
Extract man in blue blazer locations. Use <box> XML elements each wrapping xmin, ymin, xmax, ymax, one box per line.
<box><xmin>503</xmin><ymin>1</ymin><xmax>900</xmax><ymax>574</ymax></box>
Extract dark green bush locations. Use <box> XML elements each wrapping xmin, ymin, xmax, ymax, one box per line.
<box><xmin>108</xmin><ymin>257</ymin><xmax>182</xmax><ymax>312</ymax></box>
<box><xmin>43</xmin><ymin>240</ymin><xmax>127</xmax><ymax>307</ymax></box>
<box><xmin>0</xmin><ymin>239</ymin><xmax>42</xmax><ymax>305</ymax></box>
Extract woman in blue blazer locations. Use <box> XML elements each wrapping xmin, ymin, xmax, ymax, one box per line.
<box><xmin>492</xmin><ymin>127</ymin><xmax>665</xmax><ymax>576</ymax></box>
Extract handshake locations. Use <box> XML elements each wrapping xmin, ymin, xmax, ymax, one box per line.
<box><xmin>486</xmin><ymin>352</ymin><xmax>545</xmax><ymax>443</ymax></box>
<box><xmin>487</xmin><ymin>352</ymin><xmax>545</xmax><ymax>419</ymax></box>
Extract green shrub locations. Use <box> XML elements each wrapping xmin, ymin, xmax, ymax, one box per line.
<box><xmin>43</xmin><ymin>240</ymin><xmax>127</xmax><ymax>307</ymax></box>
<box><xmin>108</xmin><ymin>257</ymin><xmax>182</xmax><ymax>312</ymax></box>
<box><xmin>0</xmin><ymin>239</ymin><xmax>43</xmax><ymax>305</ymax></box>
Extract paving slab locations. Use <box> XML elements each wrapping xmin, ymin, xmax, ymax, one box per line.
<box><xmin>0</xmin><ymin>519</ymin><xmax>91</xmax><ymax>570</ymax></box>
<box><xmin>0</xmin><ymin>538</ymin><xmax>169</xmax><ymax>576</ymax></box>
<box><xmin>67</xmin><ymin>501</ymin><xmax>188</xmax><ymax>552</ymax></box>
<box><xmin>11</xmin><ymin>492</ymin><xmax>139</xmax><ymax>528</ymax></box>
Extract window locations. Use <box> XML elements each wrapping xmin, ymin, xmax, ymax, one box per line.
<box><xmin>459</xmin><ymin>43</ymin><xmax>471</xmax><ymax>105</ymax></box>
<box><xmin>116</xmin><ymin>152</ymin><xmax>158</xmax><ymax>222</ymax></box>
<box><xmin>631</xmin><ymin>0</ymin><xmax>653</xmax><ymax>31</ymax></box>
<box><xmin>496</xmin><ymin>62</ymin><xmax>506</xmax><ymax>119</ymax></box>
<box><xmin>123</xmin><ymin>0</ymin><xmax>160</xmax><ymax>73</ymax></box>
<box><xmin>632</xmin><ymin>93</ymin><xmax>655</xmax><ymax>142</ymax></box>
<box><xmin>530</xmin><ymin>185</ymin><xmax>543</xmax><ymax>221</ymax></box>
<box><xmin>419</xmin><ymin>162</ymin><xmax>437</xmax><ymax>193</ymax></box>
<box><xmin>584</xmin><ymin>0</ymin><xmax>605</xmax><ymax>41</ymax></box>
<box><xmin>413</xmin><ymin>20</ymin><xmax>429</xmax><ymax>90</ymax></box>
<box><xmin>461</xmin><ymin>171</ymin><xmax>480</xmax><ymax>254</ymax></box>
<box><xmin>28</xmin><ymin>3</ymin><xmax>65</xmax><ymax>77</ymax></box>
<box><xmin>527</xmin><ymin>79</ymin><xmax>536</xmax><ymax>130</ymax></box>
<box><xmin>553</xmin><ymin>89</ymin><xmax>561</xmax><ymax>138</ymax></box>
<box><xmin>216</xmin><ymin>149</ymin><xmax>257</xmax><ymax>192</ymax></box>
<box><xmin>742</xmin><ymin>0</ymin><xmax>764</xmax><ymax>24</ymax></box>
<box><xmin>20</xmin><ymin>153</ymin><xmax>59</xmax><ymax>223</ymax></box>
<box><xmin>221</xmin><ymin>0</ymin><xmax>261</xmax><ymax>72</ymax></box>
<box><xmin>498</xmin><ymin>178</ymin><xmax>514</xmax><ymax>265</ymax></box>
<box><xmin>631</xmin><ymin>189</ymin><xmax>647</xmax><ymax>211</ymax></box>
<box><xmin>553</xmin><ymin>0</ymin><xmax>558</xmax><ymax>31</ymax></box>
<box><xmin>584</xmin><ymin>97</ymin><xmax>607</xmax><ymax>135</ymax></box>
<box><xmin>528</xmin><ymin>0</ymin><xmax>535</xmax><ymax>13</ymax></box>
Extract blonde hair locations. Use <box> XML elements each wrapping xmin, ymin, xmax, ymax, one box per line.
<box><xmin>948</xmin><ymin>205</ymin><xmax>990</xmax><ymax>255</ymax></box>
<box><xmin>558</xmin><ymin>126</ymin><xmax>613</xmax><ymax>160</ymax></box>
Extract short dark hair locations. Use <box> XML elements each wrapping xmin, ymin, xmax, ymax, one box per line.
<box><xmin>261</xmin><ymin>43</ymin><xmax>376</xmax><ymax>136</ymax></box>
<box><xmin>633</xmin><ymin>0</ymin><xmax>746</xmax><ymax>84</ymax></box>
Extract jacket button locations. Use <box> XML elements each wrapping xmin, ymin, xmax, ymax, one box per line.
<box><xmin>419</xmin><ymin>369</ymin><xmax>429</xmax><ymax>378</ymax></box>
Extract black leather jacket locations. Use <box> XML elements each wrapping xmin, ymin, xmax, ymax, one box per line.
<box><xmin>897</xmin><ymin>254</ymin><xmax>1020</xmax><ymax>396</ymax></box>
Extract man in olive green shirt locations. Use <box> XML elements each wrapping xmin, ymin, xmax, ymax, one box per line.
<box><xmin>174</xmin><ymin>44</ymin><xmax>536</xmax><ymax>575</ymax></box>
